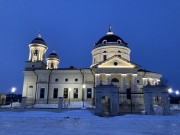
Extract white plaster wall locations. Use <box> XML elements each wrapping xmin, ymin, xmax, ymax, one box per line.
<box><xmin>22</xmin><ymin>71</ymin><xmax>37</xmax><ymax>98</ymax></box>
<box><xmin>23</xmin><ymin>69</ymin><xmax>95</xmax><ymax>102</ymax></box>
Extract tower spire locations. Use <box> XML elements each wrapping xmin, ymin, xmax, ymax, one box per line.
<box><xmin>107</xmin><ymin>25</ymin><xmax>113</xmax><ymax>35</ymax></box>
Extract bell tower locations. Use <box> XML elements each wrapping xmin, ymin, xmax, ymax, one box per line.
<box><xmin>46</xmin><ymin>51</ymin><xmax>60</xmax><ymax>69</ymax></box>
<box><xmin>25</xmin><ymin>33</ymin><xmax>48</xmax><ymax>70</ymax></box>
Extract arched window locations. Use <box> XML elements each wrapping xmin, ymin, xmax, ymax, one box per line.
<box><xmin>111</xmin><ymin>78</ymin><xmax>119</xmax><ymax>83</ymax></box>
<box><xmin>51</xmin><ymin>63</ymin><xmax>54</xmax><ymax>68</ymax></box>
<box><xmin>34</xmin><ymin>50</ymin><xmax>38</xmax><ymax>56</ymax></box>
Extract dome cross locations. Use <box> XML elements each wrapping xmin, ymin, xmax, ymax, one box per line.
<box><xmin>107</xmin><ymin>25</ymin><xmax>114</xmax><ymax>35</ymax></box>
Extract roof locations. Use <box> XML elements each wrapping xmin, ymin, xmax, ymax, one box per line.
<box><xmin>138</xmin><ymin>69</ymin><xmax>160</xmax><ymax>74</ymax></box>
<box><xmin>30</xmin><ymin>33</ymin><xmax>46</xmax><ymax>45</ymax></box>
<box><xmin>93</xmin><ymin>26</ymin><xmax>128</xmax><ymax>49</ymax></box>
<box><xmin>47</xmin><ymin>52</ymin><xmax>59</xmax><ymax>59</ymax></box>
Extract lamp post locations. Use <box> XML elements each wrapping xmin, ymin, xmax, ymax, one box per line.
<box><xmin>11</xmin><ymin>87</ymin><xmax>16</xmax><ymax>108</ymax></box>
<box><xmin>82</xmin><ymin>84</ymin><xmax>86</xmax><ymax>108</ymax></box>
<box><xmin>175</xmin><ymin>90</ymin><xmax>180</xmax><ymax>107</ymax></box>
<box><xmin>168</xmin><ymin>88</ymin><xmax>173</xmax><ymax>94</ymax></box>
<box><xmin>175</xmin><ymin>90</ymin><xmax>179</xmax><ymax>95</ymax></box>
<box><xmin>69</xmin><ymin>88</ymin><xmax>71</xmax><ymax>108</ymax></box>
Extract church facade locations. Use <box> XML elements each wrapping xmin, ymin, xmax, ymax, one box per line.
<box><xmin>22</xmin><ymin>26</ymin><xmax>162</xmax><ymax>113</ymax></box>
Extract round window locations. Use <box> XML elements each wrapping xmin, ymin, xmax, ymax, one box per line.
<box><xmin>114</xmin><ymin>62</ymin><xmax>118</xmax><ymax>66</ymax></box>
<box><xmin>117</xmin><ymin>40</ymin><xmax>122</xmax><ymax>44</ymax></box>
<box><xmin>65</xmin><ymin>78</ymin><xmax>68</xmax><ymax>82</ymax></box>
<box><xmin>75</xmin><ymin>78</ymin><xmax>78</xmax><ymax>82</ymax></box>
<box><xmin>102</xmin><ymin>40</ymin><xmax>107</xmax><ymax>44</ymax></box>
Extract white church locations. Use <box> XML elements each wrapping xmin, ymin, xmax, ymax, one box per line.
<box><xmin>22</xmin><ymin>26</ymin><xmax>171</xmax><ymax>115</ymax></box>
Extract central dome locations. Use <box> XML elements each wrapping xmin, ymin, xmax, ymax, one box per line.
<box><xmin>93</xmin><ymin>26</ymin><xmax>128</xmax><ymax>49</ymax></box>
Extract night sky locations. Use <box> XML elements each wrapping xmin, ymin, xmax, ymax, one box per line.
<box><xmin>0</xmin><ymin>0</ymin><xmax>180</xmax><ymax>94</ymax></box>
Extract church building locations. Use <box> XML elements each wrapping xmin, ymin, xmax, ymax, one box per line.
<box><xmin>22</xmin><ymin>26</ymin><xmax>168</xmax><ymax>115</ymax></box>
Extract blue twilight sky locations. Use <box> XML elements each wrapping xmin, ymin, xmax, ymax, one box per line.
<box><xmin>0</xmin><ymin>0</ymin><xmax>180</xmax><ymax>94</ymax></box>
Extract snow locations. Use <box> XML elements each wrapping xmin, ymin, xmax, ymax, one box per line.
<box><xmin>27</xmin><ymin>101</ymin><xmax>94</xmax><ymax>109</ymax></box>
<box><xmin>0</xmin><ymin>110</ymin><xmax>180</xmax><ymax>135</ymax></box>
<box><xmin>1</xmin><ymin>102</ymin><xmax>21</xmax><ymax>108</ymax></box>
<box><xmin>171</xmin><ymin>104</ymin><xmax>180</xmax><ymax>111</ymax></box>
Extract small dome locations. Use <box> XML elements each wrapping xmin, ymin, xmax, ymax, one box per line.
<box><xmin>30</xmin><ymin>33</ymin><xmax>46</xmax><ymax>45</ymax></box>
<box><xmin>93</xmin><ymin>26</ymin><xmax>128</xmax><ymax>49</ymax></box>
<box><xmin>47</xmin><ymin>51</ymin><xmax>59</xmax><ymax>59</ymax></box>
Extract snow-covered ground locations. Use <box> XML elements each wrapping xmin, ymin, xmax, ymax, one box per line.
<box><xmin>0</xmin><ymin>110</ymin><xmax>180</xmax><ymax>135</ymax></box>
<box><xmin>1</xmin><ymin>102</ymin><xmax>21</xmax><ymax>108</ymax></box>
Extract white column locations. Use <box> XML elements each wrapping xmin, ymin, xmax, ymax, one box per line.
<box><xmin>105</xmin><ymin>74</ymin><xmax>111</xmax><ymax>85</ymax></box>
<box><xmin>28</xmin><ymin>48</ymin><xmax>32</xmax><ymax>61</ymax></box>
<box><xmin>38</xmin><ymin>50</ymin><xmax>40</xmax><ymax>61</ymax></box>
<box><xmin>120</xmin><ymin>74</ymin><xmax>127</xmax><ymax>104</ymax></box>
<box><xmin>39</xmin><ymin>49</ymin><xmax>42</xmax><ymax>61</ymax></box>
<box><xmin>131</xmin><ymin>74</ymin><xmax>137</xmax><ymax>92</ymax></box>
<box><xmin>143</xmin><ymin>78</ymin><xmax>148</xmax><ymax>86</ymax></box>
<box><xmin>95</xmin><ymin>74</ymin><xmax>100</xmax><ymax>86</ymax></box>
<box><xmin>121</xmin><ymin>74</ymin><xmax>127</xmax><ymax>92</ymax></box>
<box><xmin>156</xmin><ymin>79</ymin><xmax>160</xmax><ymax>85</ymax></box>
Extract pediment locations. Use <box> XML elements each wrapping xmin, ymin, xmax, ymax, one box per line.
<box><xmin>95</xmin><ymin>56</ymin><xmax>139</xmax><ymax>68</ymax></box>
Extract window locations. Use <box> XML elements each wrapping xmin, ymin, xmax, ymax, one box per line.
<box><xmin>29</xmin><ymin>86</ymin><xmax>33</xmax><ymax>88</ymax></box>
<box><xmin>111</xmin><ymin>78</ymin><xmax>119</xmax><ymax>83</ymax></box>
<box><xmin>118</xmin><ymin>51</ymin><xmax>121</xmax><ymax>53</ymax></box>
<box><xmin>73</xmin><ymin>88</ymin><xmax>78</xmax><ymax>98</ymax></box>
<box><xmin>53</xmin><ymin>88</ymin><xmax>58</xmax><ymax>98</ymax></box>
<box><xmin>64</xmin><ymin>88</ymin><xmax>68</xmax><ymax>98</ymax></box>
<box><xmin>40</xmin><ymin>88</ymin><xmax>45</xmax><ymax>99</ymax></box>
<box><xmin>55</xmin><ymin>78</ymin><xmax>58</xmax><ymax>82</ymax></box>
<box><xmin>102</xmin><ymin>40</ymin><xmax>107</xmax><ymax>44</ymax></box>
<box><xmin>75</xmin><ymin>78</ymin><xmax>78</xmax><ymax>82</ymax></box>
<box><xmin>117</xmin><ymin>40</ymin><xmax>122</xmax><ymax>44</ymax></box>
<box><xmin>51</xmin><ymin>63</ymin><xmax>54</xmax><ymax>68</ymax></box>
<box><xmin>87</xmin><ymin>88</ymin><xmax>92</xmax><ymax>98</ymax></box>
<box><xmin>114</xmin><ymin>62</ymin><xmax>118</xmax><ymax>66</ymax></box>
<box><xmin>103</xmin><ymin>55</ymin><xmax>107</xmax><ymax>61</ymax></box>
<box><xmin>137</xmin><ymin>80</ymin><xmax>140</xmax><ymax>83</ymax></box>
<box><xmin>32</xmin><ymin>65</ymin><xmax>35</xmax><ymax>67</ymax></box>
<box><xmin>127</xmin><ymin>88</ymin><xmax>131</xmax><ymax>99</ymax></box>
<box><xmin>118</xmin><ymin>55</ymin><xmax>121</xmax><ymax>57</ymax></box>
<box><xmin>103</xmin><ymin>51</ymin><xmax>107</xmax><ymax>53</ymax></box>
<box><xmin>34</xmin><ymin>50</ymin><xmax>38</xmax><ymax>56</ymax></box>
<box><xmin>65</xmin><ymin>78</ymin><xmax>68</xmax><ymax>82</ymax></box>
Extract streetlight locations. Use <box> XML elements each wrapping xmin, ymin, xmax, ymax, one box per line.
<box><xmin>82</xmin><ymin>84</ymin><xmax>86</xmax><ymax>108</ymax></box>
<box><xmin>69</xmin><ymin>88</ymin><xmax>71</xmax><ymax>108</ymax></box>
<box><xmin>11</xmin><ymin>87</ymin><xmax>16</xmax><ymax>108</ymax></box>
<box><xmin>168</xmin><ymin>88</ymin><xmax>173</xmax><ymax>94</ymax></box>
<box><xmin>175</xmin><ymin>90</ymin><xmax>179</xmax><ymax>95</ymax></box>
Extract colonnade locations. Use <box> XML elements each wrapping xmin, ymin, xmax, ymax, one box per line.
<box><xmin>95</xmin><ymin>73</ymin><xmax>138</xmax><ymax>92</ymax></box>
